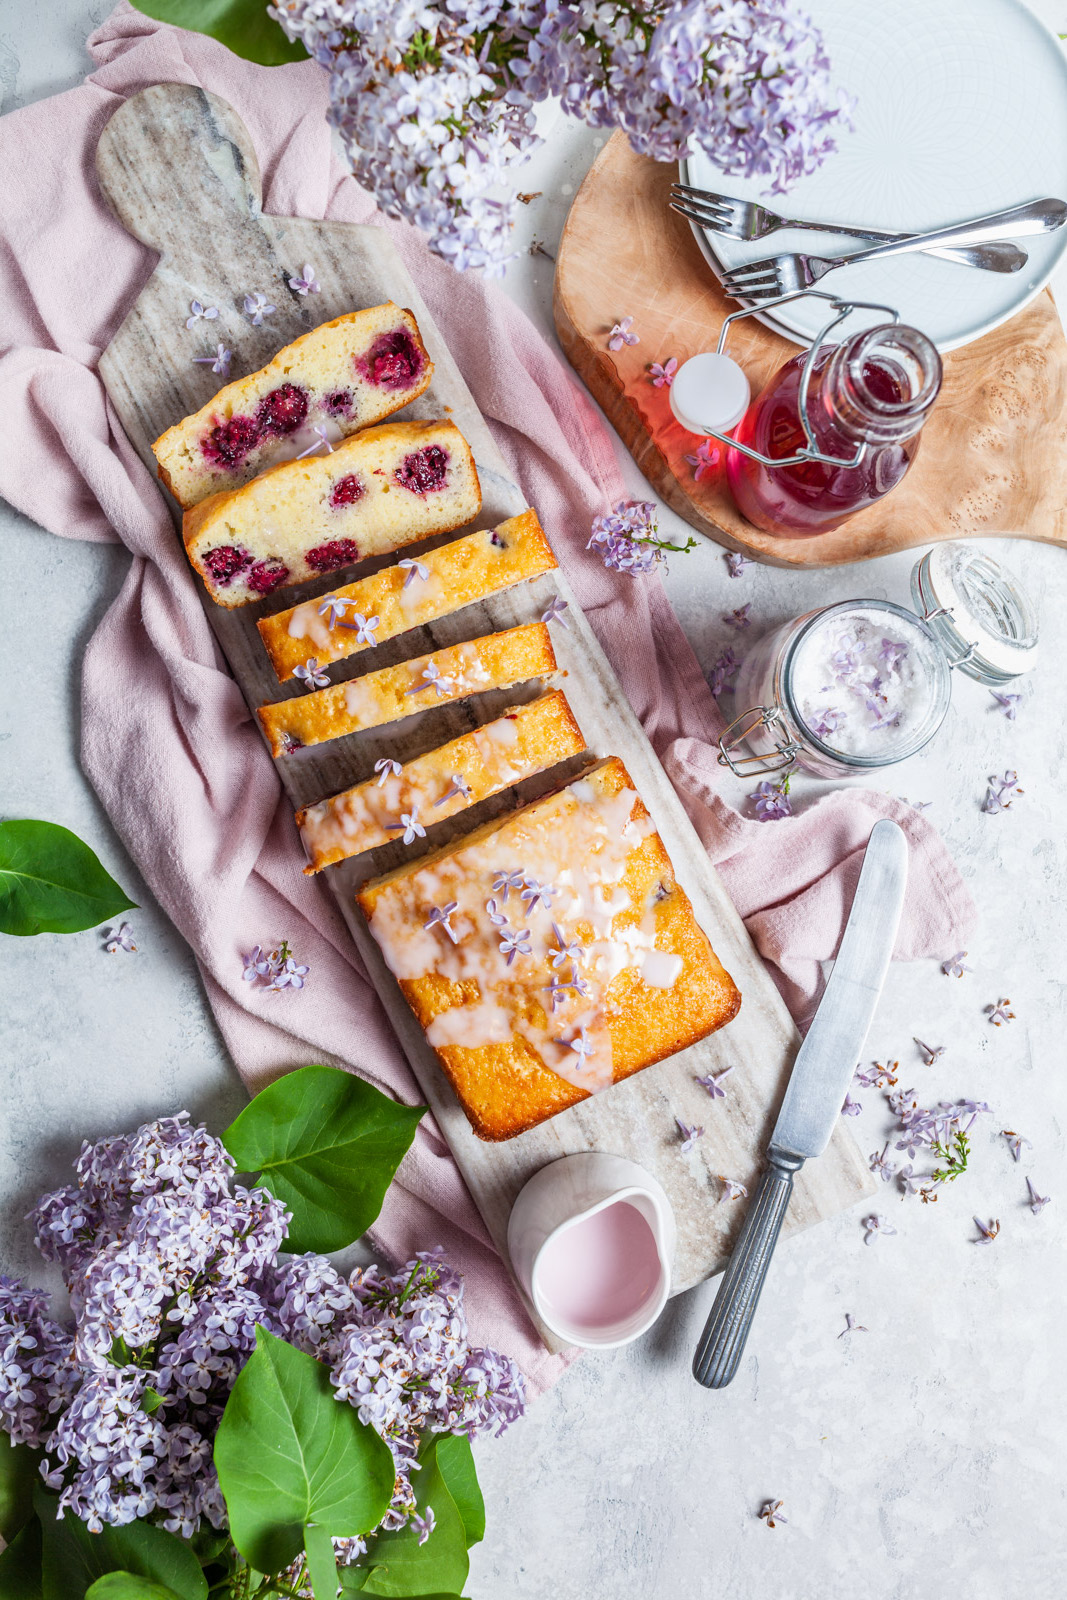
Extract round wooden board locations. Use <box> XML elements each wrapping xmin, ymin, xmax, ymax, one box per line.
<box><xmin>553</xmin><ymin>132</ymin><xmax>1067</xmax><ymax>568</ymax></box>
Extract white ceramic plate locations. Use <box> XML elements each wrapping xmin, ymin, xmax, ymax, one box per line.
<box><xmin>680</xmin><ymin>0</ymin><xmax>1067</xmax><ymax>351</ymax></box>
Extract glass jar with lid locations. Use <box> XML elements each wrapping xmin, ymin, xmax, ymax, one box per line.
<box><xmin>719</xmin><ymin>542</ymin><xmax>1038</xmax><ymax>780</ymax></box>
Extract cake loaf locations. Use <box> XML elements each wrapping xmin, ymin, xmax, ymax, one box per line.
<box><xmin>296</xmin><ymin>690</ymin><xmax>585</xmax><ymax>874</ymax></box>
<box><xmin>183</xmin><ymin>419</ymin><xmax>481</xmax><ymax>608</ymax></box>
<box><xmin>258</xmin><ymin>509</ymin><xmax>557</xmax><ymax>681</ymax></box>
<box><xmin>357</xmin><ymin>757</ymin><xmax>741</xmax><ymax>1141</ymax></box>
<box><xmin>153</xmin><ymin>304</ymin><xmax>433</xmax><ymax>508</ymax></box>
<box><xmin>257</xmin><ymin>623</ymin><xmax>557</xmax><ymax>758</ymax></box>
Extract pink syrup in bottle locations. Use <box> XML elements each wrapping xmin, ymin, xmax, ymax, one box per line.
<box><xmin>726</xmin><ymin>323</ymin><xmax>942</xmax><ymax>537</ymax></box>
<box><xmin>535</xmin><ymin>1200</ymin><xmax>664</xmax><ymax>1335</ymax></box>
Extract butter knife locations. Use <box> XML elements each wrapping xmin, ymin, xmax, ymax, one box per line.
<box><xmin>693</xmin><ymin>818</ymin><xmax>909</xmax><ymax>1389</ymax></box>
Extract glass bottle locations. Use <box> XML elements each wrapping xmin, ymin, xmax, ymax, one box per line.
<box><xmin>725</xmin><ymin>324</ymin><xmax>943</xmax><ymax>537</ymax></box>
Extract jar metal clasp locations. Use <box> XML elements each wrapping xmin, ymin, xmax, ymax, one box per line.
<box><xmin>717</xmin><ymin>706</ymin><xmax>800</xmax><ymax>776</ymax></box>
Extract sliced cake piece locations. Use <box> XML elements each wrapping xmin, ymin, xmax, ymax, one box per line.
<box><xmin>183</xmin><ymin>419</ymin><xmax>481</xmax><ymax>608</ymax></box>
<box><xmin>258</xmin><ymin>623</ymin><xmax>557</xmax><ymax>758</ymax></box>
<box><xmin>258</xmin><ymin>509</ymin><xmax>557</xmax><ymax>682</ymax></box>
<box><xmin>356</xmin><ymin>756</ymin><xmax>742</xmax><ymax>1141</ymax></box>
<box><xmin>296</xmin><ymin>690</ymin><xmax>585</xmax><ymax>874</ymax></box>
<box><xmin>153</xmin><ymin>304</ymin><xmax>434</xmax><ymax>508</ymax></box>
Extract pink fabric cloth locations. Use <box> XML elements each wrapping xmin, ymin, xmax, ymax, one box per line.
<box><xmin>0</xmin><ymin>4</ymin><xmax>975</xmax><ymax>1394</ymax></box>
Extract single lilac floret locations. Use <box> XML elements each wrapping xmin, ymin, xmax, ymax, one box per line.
<box><xmin>1026</xmin><ymin>1178</ymin><xmax>1051</xmax><ymax>1214</ymax></box>
<box><xmin>520</xmin><ymin>877</ymin><xmax>555</xmax><ymax>914</ymax></box>
<box><xmin>719</xmin><ymin>1177</ymin><xmax>748</xmax><ymax>1202</ymax></box>
<box><xmin>608</xmin><ymin>316</ymin><xmax>639</xmax><ymax>351</ymax></box>
<box><xmin>989</xmin><ymin>691</ymin><xmax>1021</xmax><ymax>720</ymax></box>
<box><xmin>914</xmin><ymin>1038</ymin><xmax>945</xmax><ymax>1065</ymax></box>
<box><xmin>387</xmin><ymin>810</ymin><xmax>426</xmax><ymax>847</ymax></box>
<box><xmin>941</xmin><ymin>951</ymin><xmax>972</xmax><ymax>979</ymax></box>
<box><xmin>434</xmin><ymin>773</ymin><xmax>472</xmax><ymax>807</ymax></box>
<box><xmin>498</xmin><ymin>926</ymin><xmax>532</xmax><ymax>965</ymax></box>
<box><xmin>288</xmin><ymin>263</ymin><xmax>320</xmax><ymax>296</ymax></box>
<box><xmin>723</xmin><ymin>604</ymin><xmax>751</xmax><ymax>631</ymax></box>
<box><xmin>862</xmin><ymin>1213</ymin><xmax>896</xmax><ymax>1244</ymax></box>
<box><xmin>973</xmin><ymin>1216</ymin><xmax>1000</xmax><ymax>1244</ymax></box>
<box><xmin>339</xmin><ymin>613</ymin><xmax>381</xmax><ymax>647</ymax></box>
<box><xmin>840</xmin><ymin>1093</ymin><xmax>862</xmax><ymax>1118</ymax></box>
<box><xmin>484</xmin><ymin>899</ymin><xmax>508</xmax><ymax>928</ymax></box>
<box><xmin>685</xmin><ymin>439</ymin><xmax>719</xmax><ymax>481</ymax></box>
<box><xmin>565</xmin><ymin>1027</ymin><xmax>595</xmax><ymax>1067</ymax></box>
<box><xmin>318</xmin><ymin>595</ymin><xmax>351</xmax><ymax>628</ymax></box>
<box><xmin>491</xmin><ymin>869</ymin><xmax>525</xmax><ymax>902</ymax></box>
<box><xmin>982</xmin><ymin>771</ymin><xmax>1023</xmax><ymax>814</ymax></box>
<box><xmin>697</xmin><ymin>1065</ymin><xmax>734</xmax><ymax>1101</ymax></box>
<box><xmin>878</xmin><ymin>639</ymin><xmax>908</xmax><ymax>671</ymax></box>
<box><xmin>374</xmin><ymin>758</ymin><xmax>402</xmax><ymax>787</ymax></box>
<box><xmin>407</xmin><ymin>661</ymin><xmax>455</xmax><ymax>698</ymax></box>
<box><xmin>649</xmin><ymin>356</ymin><xmax>678</xmax><ymax>387</ymax></box>
<box><xmin>540</xmin><ymin>595</ymin><xmax>570</xmax><ymax>628</ymax></box>
<box><xmin>550</xmin><ymin>925</ymin><xmax>584</xmax><ymax>970</ymax></box>
<box><xmin>868</xmin><ymin>1143</ymin><xmax>896</xmax><ymax>1182</ymax></box>
<box><xmin>192</xmin><ymin>344</ymin><xmax>232</xmax><ymax>377</ymax></box>
<box><xmin>293</xmin><ymin>658</ymin><xmax>330</xmax><ymax>690</ymax></box>
<box><xmin>424</xmin><ymin>902</ymin><xmax>459</xmax><ymax>945</ymax></box>
<box><xmin>759</xmin><ymin>1500</ymin><xmax>787</xmax><ymax>1528</ymax></box>
<box><xmin>266</xmin><ymin>957</ymin><xmax>310</xmax><ymax>993</ymax></box>
<box><xmin>709</xmin><ymin>647</ymin><xmax>739</xmax><ymax>698</ymax></box>
<box><xmin>676</xmin><ymin>1119</ymin><xmax>704</xmax><ymax>1154</ymax></box>
<box><xmin>243</xmin><ymin>292</ymin><xmax>276</xmax><ymax>325</ymax></box>
<box><xmin>726</xmin><ymin>551</ymin><xmax>752</xmax><ymax>578</ymax></box>
<box><xmin>751</xmin><ymin>777</ymin><xmax>792</xmax><ymax>821</ymax></box>
<box><xmin>186</xmin><ymin>300</ymin><xmax>219</xmax><ymax>329</ymax></box>
<box><xmin>986</xmin><ymin>998</ymin><xmax>1015</xmax><ymax>1027</ymax></box>
<box><xmin>399</xmin><ymin>558</ymin><xmax>429</xmax><ymax>588</ymax></box>
<box><xmin>105</xmin><ymin>923</ymin><xmax>137</xmax><ymax>955</ymax></box>
<box><xmin>1000</xmin><ymin>1129</ymin><xmax>1031</xmax><ymax>1162</ymax></box>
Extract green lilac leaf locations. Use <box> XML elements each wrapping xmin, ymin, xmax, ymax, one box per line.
<box><xmin>213</xmin><ymin>1327</ymin><xmax>394</xmax><ymax>1576</ymax></box>
<box><xmin>84</xmin><ymin>1577</ymin><xmax>184</xmax><ymax>1600</ymax></box>
<box><xmin>126</xmin><ymin>1</ymin><xmax>308</xmax><ymax>65</ymax></box>
<box><xmin>303</xmin><ymin>1521</ymin><xmax>338</xmax><ymax>1600</ymax></box>
<box><xmin>0</xmin><ymin>1515</ymin><xmax>44</xmax><ymax>1599</ymax></box>
<box><xmin>434</xmin><ymin>1435</ymin><xmax>484</xmax><ymax>1549</ymax></box>
<box><xmin>357</xmin><ymin>1436</ymin><xmax>469</xmax><ymax>1597</ymax></box>
<box><xmin>33</xmin><ymin>1485</ymin><xmax>207</xmax><ymax>1600</ymax></box>
<box><xmin>0</xmin><ymin>1436</ymin><xmax>40</xmax><ymax>1543</ymax></box>
<box><xmin>0</xmin><ymin>821</ymin><xmax>136</xmax><ymax>937</ymax></box>
<box><xmin>222</xmin><ymin>1065</ymin><xmax>425</xmax><ymax>1252</ymax></box>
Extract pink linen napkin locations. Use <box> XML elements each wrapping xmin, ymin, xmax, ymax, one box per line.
<box><xmin>0</xmin><ymin>3</ymin><xmax>975</xmax><ymax>1395</ymax></box>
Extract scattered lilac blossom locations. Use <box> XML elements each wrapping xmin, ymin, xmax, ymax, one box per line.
<box><xmin>340</xmin><ymin>612</ymin><xmax>381</xmax><ymax>647</ymax></box>
<box><xmin>914</xmin><ymin>1038</ymin><xmax>945</xmax><ymax>1065</ymax></box>
<box><xmin>719</xmin><ymin>1177</ymin><xmax>748</xmax><ymax>1202</ymax></box>
<box><xmin>407</xmin><ymin>661</ymin><xmax>456</xmax><ymax>698</ymax></box>
<box><xmin>709</xmin><ymin>646</ymin><xmax>739</xmax><ymax>698</ymax></box>
<box><xmin>293</xmin><ymin>657</ymin><xmax>330</xmax><ymax>690</ymax></box>
<box><xmin>684</xmin><ymin>438</ymin><xmax>720</xmax><ymax>481</ymax></box>
<box><xmin>185</xmin><ymin>300</ymin><xmax>219</xmax><ymax>329</ymax></box>
<box><xmin>192</xmin><ymin>343</ymin><xmax>232</xmax><ymax>377</ymax></box>
<box><xmin>838</xmin><ymin>1313</ymin><xmax>867</xmax><ymax>1338</ymax></box>
<box><xmin>725</xmin><ymin>551</ymin><xmax>751</xmax><ymax>578</ymax></box>
<box><xmin>288</xmin><ymin>263</ymin><xmax>321</xmax><ymax>296</ymax></box>
<box><xmin>399</xmin><ymin>557</ymin><xmax>430</xmax><ymax>588</ymax></box>
<box><xmin>648</xmin><ymin>356</ymin><xmax>678</xmax><ymax>387</ymax></box>
<box><xmin>941</xmin><ymin>951</ymin><xmax>972</xmax><ymax>979</ymax></box>
<box><xmin>840</xmin><ymin>1094</ymin><xmax>862</xmax><ymax>1118</ymax></box>
<box><xmin>751</xmin><ymin>776</ymin><xmax>792</xmax><ymax>821</ymax></box>
<box><xmin>891</xmin><ymin>1096</ymin><xmax>992</xmax><ymax>1164</ymax></box>
<box><xmin>808</xmin><ymin>705</ymin><xmax>845</xmax><ymax>741</ymax></box>
<box><xmin>973</xmin><ymin>1216</ymin><xmax>1000</xmax><ymax>1245</ymax></box>
<box><xmin>434</xmin><ymin>773</ymin><xmax>473</xmax><ymax>806</ymax></box>
<box><xmin>243</xmin><ymin>291</ymin><xmax>276</xmax><ymax>325</ymax></box>
<box><xmin>898</xmin><ymin>796</ymin><xmax>933</xmax><ymax>812</ymax></box>
<box><xmin>982</xmin><ymin>770</ymin><xmax>1023</xmax><ymax>814</ymax></box>
<box><xmin>266</xmin><ymin>956</ymin><xmax>311</xmax><ymax>994</ymax></box>
<box><xmin>424</xmin><ymin>902</ymin><xmax>460</xmax><ymax>944</ymax></box>
<box><xmin>294</xmin><ymin>424</ymin><xmax>334</xmax><ymax>459</ymax></box>
<box><xmin>387</xmin><ymin>810</ymin><xmax>426</xmax><ymax>847</ymax></box>
<box><xmin>989</xmin><ymin>691</ymin><xmax>1021</xmax><ymax>720</ymax></box>
<box><xmin>897</xmin><ymin>1165</ymin><xmax>924</xmax><ymax>1198</ymax></box>
<box><xmin>588</xmin><ymin>500</ymin><xmax>695</xmax><ymax>577</ymax></box>
<box><xmin>1026</xmin><ymin>1178</ymin><xmax>1051</xmax><ymax>1214</ymax></box>
<box><xmin>540</xmin><ymin>595</ymin><xmax>570</xmax><ymax>628</ymax></box>
<box><xmin>104</xmin><ymin>923</ymin><xmax>137</xmax><ymax>955</ymax></box>
<box><xmin>410</xmin><ymin>1507</ymin><xmax>436</xmax><ymax>1546</ymax></box>
<box><xmin>985</xmin><ymin>998</ymin><xmax>1015</xmax><ymax>1027</ymax></box>
<box><xmin>319</xmin><ymin>594</ymin><xmax>352</xmax><ymax>628</ymax></box>
<box><xmin>854</xmin><ymin>1061</ymin><xmax>898</xmax><ymax>1090</ymax></box>
<box><xmin>1000</xmin><ymin>1129</ymin><xmax>1031</xmax><ymax>1163</ymax></box>
<box><xmin>869</xmin><ymin>1143</ymin><xmax>896</xmax><ymax>1183</ymax></box>
<box><xmin>723</xmin><ymin>604</ymin><xmax>751</xmax><ymax>631</ymax></box>
<box><xmin>498</xmin><ymin>926</ymin><xmax>531</xmax><ymax>965</ymax></box>
<box><xmin>862</xmin><ymin>1214</ymin><xmax>896</xmax><ymax>1244</ymax></box>
<box><xmin>697</xmin><ymin>1065</ymin><xmax>734</xmax><ymax>1100</ymax></box>
<box><xmin>550</xmin><ymin>925</ymin><xmax>584</xmax><ymax>969</ymax></box>
<box><xmin>484</xmin><ymin>899</ymin><xmax>508</xmax><ymax>927</ymax></box>
<box><xmin>676</xmin><ymin>1119</ymin><xmax>704</xmax><ymax>1154</ymax></box>
<box><xmin>608</xmin><ymin>316</ymin><xmax>639</xmax><ymax>351</ymax></box>
<box><xmin>878</xmin><ymin>639</ymin><xmax>908</xmax><ymax>671</ymax></box>
<box><xmin>242</xmin><ymin>941</ymin><xmax>308</xmax><ymax>994</ymax></box>
<box><xmin>374</xmin><ymin>758</ymin><xmax>402</xmax><ymax>786</ymax></box>
<box><xmin>566</xmin><ymin>1028</ymin><xmax>596</xmax><ymax>1068</ymax></box>
<box><xmin>759</xmin><ymin>1500</ymin><xmax>787</xmax><ymax>1528</ymax></box>
<box><xmin>520</xmin><ymin>877</ymin><xmax>555</xmax><ymax>914</ymax></box>
<box><xmin>492</xmin><ymin>870</ymin><xmax>525</xmax><ymax>901</ymax></box>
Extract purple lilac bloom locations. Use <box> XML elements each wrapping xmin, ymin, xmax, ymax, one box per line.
<box><xmin>685</xmin><ymin>439</ymin><xmax>719</xmax><ymax>480</ymax></box>
<box><xmin>374</xmin><ymin>757</ymin><xmax>402</xmax><ymax>786</ymax></box>
<box><xmin>719</xmin><ymin>1177</ymin><xmax>748</xmax><ymax>1201</ymax></box>
<box><xmin>676</xmin><ymin>1119</ymin><xmax>704</xmax><ymax>1153</ymax></box>
<box><xmin>878</xmin><ymin>639</ymin><xmax>908</xmax><ymax>671</ymax></box>
<box><xmin>941</xmin><ymin>951</ymin><xmax>972</xmax><ymax>979</ymax></box>
<box><xmin>498</xmin><ymin>926</ymin><xmax>531</xmax><ymax>965</ymax></box>
<box><xmin>1000</xmin><ymin>1130</ymin><xmax>1031</xmax><ymax>1163</ymax></box>
<box><xmin>288</xmin><ymin>263</ymin><xmax>321</xmax><ymax>295</ymax></box>
<box><xmin>973</xmin><ymin>1216</ymin><xmax>1000</xmax><ymax>1245</ymax></box>
<box><xmin>840</xmin><ymin>1094</ymin><xmax>862</xmax><ymax>1118</ymax></box>
<box><xmin>989</xmin><ymin>691</ymin><xmax>1021</xmax><ymax>719</ymax></box>
<box><xmin>294</xmin><ymin>425</ymin><xmax>334</xmax><ymax>459</ymax></box>
<box><xmin>424</xmin><ymin>902</ymin><xmax>460</xmax><ymax>944</ymax></box>
<box><xmin>186</xmin><ymin>300</ymin><xmax>219</xmax><ymax>329</ymax></box>
<box><xmin>105</xmin><ymin>923</ymin><xmax>137</xmax><ymax>954</ymax></box>
<box><xmin>759</xmin><ymin>1499</ymin><xmax>787</xmax><ymax>1528</ymax></box>
<box><xmin>435</xmin><ymin>773</ymin><xmax>472</xmax><ymax>806</ymax></box>
<box><xmin>723</xmin><ymin>604</ymin><xmax>751</xmax><ymax>631</ymax></box>
<box><xmin>588</xmin><ymin>500</ymin><xmax>689</xmax><ymax>576</ymax></box>
<box><xmin>340</xmin><ymin>612</ymin><xmax>381</xmax><ymax>647</ymax></box>
<box><xmin>914</xmin><ymin>1038</ymin><xmax>945</xmax><ymax>1065</ymax></box>
<box><xmin>725</xmin><ymin>551</ymin><xmax>751</xmax><ymax>578</ymax></box>
<box><xmin>293</xmin><ymin>657</ymin><xmax>330</xmax><ymax>689</ymax></box>
<box><xmin>808</xmin><ymin>705</ymin><xmax>844</xmax><ymax>741</ymax></box>
<box><xmin>982</xmin><ymin>770</ymin><xmax>1023</xmax><ymax>814</ymax></box>
<box><xmin>1026</xmin><ymin>1178</ymin><xmax>1051</xmax><ymax>1214</ymax></box>
<box><xmin>868</xmin><ymin>1143</ymin><xmax>896</xmax><ymax>1182</ymax></box>
<box><xmin>709</xmin><ymin>646</ymin><xmax>739</xmax><ymax>698</ymax></box>
<box><xmin>407</xmin><ymin>660</ymin><xmax>455</xmax><ymax>698</ymax></box>
<box><xmin>399</xmin><ymin>557</ymin><xmax>430</xmax><ymax>588</ymax></box>
<box><xmin>550</xmin><ymin>924</ymin><xmax>584</xmax><ymax>969</ymax></box>
<box><xmin>697</xmin><ymin>1065</ymin><xmax>734</xmax><ymax>1100</ymax></box>
<box><xmin>751</xmin><ymin>777</ymin><xmax>792</xmax><ymax>821</ymax></box>
<box><xmin>319</xmin><ymin>594</ymin><xmax>352</xmax><ymax>628</ymax></box>
<box><xmin>862</xmin><ymin>1213</ymin><xmax>896</xmax><ymax>1244</ymax></box>
<box><xmin>540</xmin><ymin>595</ymin><xmax>570</xmax><ymax>628</ymax></box>
<box><xmin>387</xmin><ymin>810</ymin><xmax>427</xmax><ymax>846</ymax></box>
<box><xmin>985</xmin><ymin>998</ymin><xmax>1015</xmax><ymax>1026</ymax></box>
<box><xmin>608</xmin><ymin>316</ymin><xmax>640</xmax><ymax>351</ymax></box>
<box><xmin>649</xmin><ymin>356</ymin><xmax>678</xmax><ymax>386</ymax></box>
<box><xmin>243</xmin><ymin>291</ymin><xmax>276</xmax><ymax>325</ymax></box>
<box><xmin>492</xmin><ymin>869</ymin><xmax>525</xmax><ymax>901</ymax></box>
<box><xmin>520</xmin><ymin>876</ymin><xmax>555</xmax><ymax>914</ymax></box>
<box><xmin>192</xmin><ymin>343</ymin><xmax>232</xmax><ymax>377</ymax></box>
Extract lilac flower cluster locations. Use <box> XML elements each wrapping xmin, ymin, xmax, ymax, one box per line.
<box><xmin>1</xmin><ymin>1118</ymin><xmax>524</xmax><ymax>1546</ymax></box>
<box><xmin>588</xmin><ymin>500</ymin><xmax>690</xmax><ymax>576</ymax></box>
<box><xmin>269</xmin><ymin>2</ymin><xmax>846</xmax><ymax>271</ymax></box>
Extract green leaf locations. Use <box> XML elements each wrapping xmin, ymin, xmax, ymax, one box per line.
<box><xmin>303</xmin><ymin>1522</ymin><xmax>338</xmax><ymax>1600</ymax></box>
<box><xmin>0</xmin><ymin>821</ymin><xmax>135</xmax><ymax>937</ymax></box>
<box><xmin>213</xmin><ymin>1327</ymin><xmax>394</xmax><ymax>1576</ymax></box>
<box><xmin>0</xmin><ymin>1516</ymin><xmax>43</xmax><ymax>1600</ymax></box>
<box><xmin>140</xmin><ymin>1389</ymin><xmax>164</xmax><ymax>1417</ymax></box>
<box><xmin>356</xmin><ymin>1436</ymin><xmax>469</xmax><ymax>1598</ymax></box>
<box><xmin>85</xmin><ymin>1578</ymin><xmax>183</xmax><ymax>1600</ymax></box>
<box><xmin>127</xmin><ymin>2</ymin><xmax>308</xmax><ymax>65</ymax></box>
<box><xmin>0</xmin><ymin>1437</ymin><xmax>40</xmax><ymax>1543</ymax></box>
<box><xmin>222</xmin><ymin>1066</ymin><xmax>425</xmax><ymax>1253</ymax></box>
<box><xmin>33</xmin><ymin>1487</ymin><xmax>206</xmax><ymax>1600</ymax></box>
<box><xmin>433</xmin><ymin>1437</ymin><xmax>484</xmax><ymax>1549</ymax></box>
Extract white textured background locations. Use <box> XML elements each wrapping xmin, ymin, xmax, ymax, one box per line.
<box><xmin>1</xmin><ymin>4</ymin><xmax>1065</xmax><ymax>1597</ymax></box>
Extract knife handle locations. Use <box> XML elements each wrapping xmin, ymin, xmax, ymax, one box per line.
<box><xmin>692</xmin><ymin>1150</ymin><xmax>802</xmax><ymax>1390</ymax></box>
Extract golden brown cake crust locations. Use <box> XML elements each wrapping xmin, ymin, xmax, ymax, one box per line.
<box><xmin>256</xmin><ymin>623</ymin><xmax>557</xmax><ymax>758</ymax></box>
<box><xmin>357</xmin><ymin>757</ymin><xmax>741</xmax><ymax>1141</ymax></box>
<box><xmin>257</xmin><ymin>508</ymin><xmax>558</xmax><ymax>681</ymax></box>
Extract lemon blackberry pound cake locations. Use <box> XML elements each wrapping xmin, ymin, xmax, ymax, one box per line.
<box><xmin>296</xmin><ymin>690</ymin><xmax>585</xmax><ymax>874</ymax></box>
<box><xmin>183</xmin><ymin>419</ymin><xmax>481</xmax><ymax>607</ymax></box>
<box><xmin>152</xmin><ymin>304</ymin><xmax>433</xmax><ymax>507</ymax></box>
<box><xmin>356</xmin><ymin>757</ymin><xmax>741</xmax><ymax>1141</ymax></box>
<box><xmin>258</xmin><ymin>509</ymin><xmax>557</xmax><ymax>681</ymax></box>
<box><xmin>258</xmin><ymin>623</ymin><xmax>557</xmax><ymax>758</ymax></box>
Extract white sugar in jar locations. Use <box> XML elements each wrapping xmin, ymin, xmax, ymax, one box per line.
<box><xmin>722</xmin><ymin>544</ymin><xmax>1038</xmax><ymax>780</ymax></box>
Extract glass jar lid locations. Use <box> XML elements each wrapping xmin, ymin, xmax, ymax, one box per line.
<box><xmin>910</xmin><ymin>542</ymin><xmax>1038</xmax><ymax>685</ymax></box>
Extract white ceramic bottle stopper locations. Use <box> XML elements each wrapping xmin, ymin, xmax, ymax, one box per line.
<box><xmin>670</xmin><ymin>351</ymin><xmax>751</xmax><ymax>436</ymax></box>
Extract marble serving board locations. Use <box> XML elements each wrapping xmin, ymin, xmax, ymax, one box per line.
<box><xmin>95</xmin><ymin>84</ymin><xmax>873</xmax><ymax>1350</ymax></box>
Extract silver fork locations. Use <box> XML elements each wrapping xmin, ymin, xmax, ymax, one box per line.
<box><xmin>669</xmin><ymin>184</ymin><xmax>1027</xmax><ymax>274</ymax></box>
<box><xmin>717</xmin><ymin>197</ymin><xmax>1067</xmax><ymax>301</ymax></box>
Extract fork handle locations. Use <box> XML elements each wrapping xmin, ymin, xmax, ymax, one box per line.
<box><xmin>824</xmin><ymin>197</ymin><xmax>1067</xmax><ymax>267</ymax></box>
<box><xmin>780</xmin><ymin>222</ymin><xmax>1023</xmax><ymax>271</ymax></box>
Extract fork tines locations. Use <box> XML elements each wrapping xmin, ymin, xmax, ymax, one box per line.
<box><xmin>718</xmin><ymin>259</ymin><xmax>794</xmax><ymax>299</ymax></box>
<box><xmin>669</xmin><ymin>185</ymin><xmax>732</xmax><ymax>228</ymax></box>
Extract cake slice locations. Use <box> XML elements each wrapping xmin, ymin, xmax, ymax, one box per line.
<box><xmin>357</xmin><ymin>757</ymin><xmax>741</xmax><ymax>1141</ymax></box>
<box><xmin>153</xmin><ymin>304</ymin><xmax>434</xmax><ymax>508</ymax></box>
<box><xmin>183</xmin><ymin>418</ymin><xmax>480</xmax><ymax>608</ymax></box>
<box><xmin>258</xmin><ymin>509</ymin><xmax>557</xmax><ymax>682</ymax></box>
<box><xmin>296</xmin><ymin>690</ymin><xmax>585</xmax><ymax>874</ymax></box>
<box><xmin>257</xmin><ymin>623</ymin><xmax>557</xmax><ymax>758</ymax></box>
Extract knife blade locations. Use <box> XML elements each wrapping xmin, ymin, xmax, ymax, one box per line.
<box><xmin>693</xmin><ymin>818</ymin><xmax>909</xmax><ymax>1389</ymax></box>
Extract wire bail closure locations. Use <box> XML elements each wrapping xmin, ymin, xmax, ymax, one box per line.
<box><xmin>697</xmin><ymin>289</ymin><xmax>902</xmax><ymax>470</ymax></box>
<box><xmin>717</xmin><ymin>705</ymin><xmax>800</xmax><ymax>776</ymax></box>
